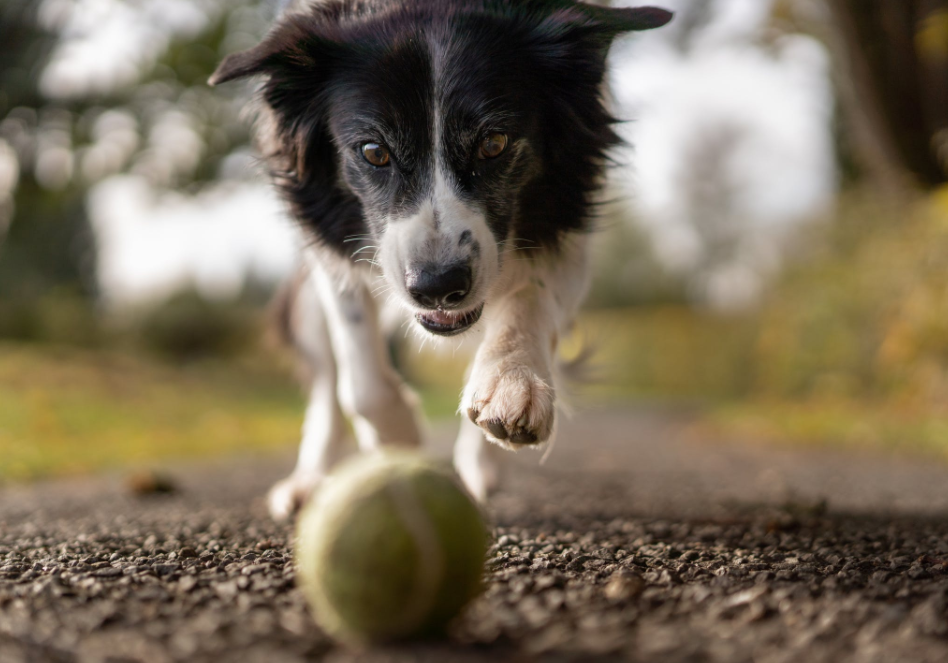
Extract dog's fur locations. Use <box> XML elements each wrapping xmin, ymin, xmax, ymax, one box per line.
<box><xmin>210</xmin><ymin>0</ymin><xmax>672</xmax><ymax>519</ymax></box>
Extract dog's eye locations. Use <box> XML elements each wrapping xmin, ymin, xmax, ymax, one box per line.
<box><xmin>362</xmin><ymin>143</ymin><xmax>391</xmax><ymax>167</ymax></box>
<box><xmin>478</xmin><ymin>133</ymin><xmax>508</xmax><ymax>160</ymax></box>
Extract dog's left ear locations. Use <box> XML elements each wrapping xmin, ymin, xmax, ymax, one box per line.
<box><xmin>578</xmin><ymin>4</ymin><xmax>673</xmax><ymax>38</ymax></box>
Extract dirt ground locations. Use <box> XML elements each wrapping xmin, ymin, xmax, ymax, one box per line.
<box><xmin>4</xmin><ymin>407</ymin><xmax>948</xmax><ymax>662</ymax></box>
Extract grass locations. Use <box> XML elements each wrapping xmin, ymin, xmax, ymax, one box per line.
<box><xmin>0</xmin><ymin>343</ymin><xmax>308</xmax><ymax>482</ymax></box>
<box><xmin>707</xmin><ymin>401</ymin><xmax>948</xmax><ymax>461</ymax></box>
<box><xmin>0</xmin><ymin>341</ymin><xmax>471</xmax><ymax>483</ymax></box>
<box><xmin>6</xmin><ymin>301</ymin><xmax>948</xmax><ymax>483</ymax></box>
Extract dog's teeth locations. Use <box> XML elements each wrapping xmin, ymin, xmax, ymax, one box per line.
<box><xmin>517</xmin><ymin>415</ymin><xmax>529</xmax><ymax>428</ymax></box>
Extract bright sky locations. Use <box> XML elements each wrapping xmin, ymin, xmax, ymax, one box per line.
<box><xmin>89</xmin><ymin>176</ymin><xmax>300</xmax><ymax>308</ymax></box>
<box><xmin>44</xmin><ymin>0</ymin><xmax>838</xmax><ymax>309</ymax></box>
<box><xmin>609</xmin><ymin>0</ymin><xmax>836</xmax><ymax>306</ymax></box>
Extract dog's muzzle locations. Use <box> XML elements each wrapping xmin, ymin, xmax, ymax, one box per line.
<box><xmin>406</xmin><ymin>262</ymin><xmax>483</xmax><ymax>335</ymax></box>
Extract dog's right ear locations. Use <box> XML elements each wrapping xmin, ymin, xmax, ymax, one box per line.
<box><xmin>208</xmin><ymin>18</ymin><xmax>330</xmax><ymax>87</ymax></box>
<box><xmin>209</xmin><ymin>44</ymin><xmax>277</xmax><ymax>86</ymax></box>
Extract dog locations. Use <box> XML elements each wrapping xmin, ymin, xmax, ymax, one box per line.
<box><xmin>209</xmin><ymin>0</ymin><xmax>672</xmax><ymax>520</ymax></box>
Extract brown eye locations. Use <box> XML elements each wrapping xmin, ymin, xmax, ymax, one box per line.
<box><xmin>478</xmin><ymin>133</ymin><xmax>508</xmax><ymax>159</ymax></box>
<box><xmin>362</xmin><ymin>143</ymin><xmax>391</xmax><ymax>167</ymax></box>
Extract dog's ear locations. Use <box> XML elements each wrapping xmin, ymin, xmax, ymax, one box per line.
<box><xmin>582</xmin><ymin>5</ymin><xmax>673</xmax><ymax>33</ymax></box>
<box><xmin>208</xmin><ymin>17</ymin><xmax>334</xmax><ymax>87</ymax></box>
<box><xmin>576</xmin><ymin>4</ymin><xmax>673</xmax><ymax>42</ymax></box>
<box><xmin>210</xmin><ymin>44</ymin><xmax>272</xmax><ymax>86</ymax></box>
<box><xmin>209</xmin><ymin>44</ymin><xmax>274</xmax><ymax>86</ymax></box>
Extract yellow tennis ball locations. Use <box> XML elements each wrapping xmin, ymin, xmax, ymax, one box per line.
<box><xmin>295</xmin><ymin>451</ymin><xmax>488</xmax><ymax>643</ymax></box>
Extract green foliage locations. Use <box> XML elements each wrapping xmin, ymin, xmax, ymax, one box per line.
<box><xmin>577</xmin><ymin>308</ymin><xmax>756</xmax><ymax>400</ymax></box>
<box><xmin>751</xmin><ymin>189</ymin><xmax>948</xmax><ymax>404</ymax></box>
<box><xmin>0</xmin><ymin>0</ymin><xmax>264</xmax><ymax>320</ymax></box>
<box><xmin>586</xmin><ymin>218</ymin><xmax>688</xmax><ymax>309</ymax></box>
<box><xmin>0</xmin><ymin>180</ymin><xmax>98</xmax><ymax>302</ymax></box>
<box><xmin>399</xmin><ymin>307</ymin><xmax>757</xmax><ymax>407</ymax></box>
<box><xmin>0</xmin><ymin>0</ymin><xmax>57</xmax><ymax>111</ymax></box>
<box><xmin>134</xmin><ymin>289</ymin><xmax>261</xmax><ymax>361</ymax></box>
<box><xmin>0</xmin><ymin>291</ymin><xmax>101</xmax><ymax>347</ymax></box>
<box><xmin>0</xmin><ymin>1</ymin><xmax>98</xmax><ymax>303</ymax></box>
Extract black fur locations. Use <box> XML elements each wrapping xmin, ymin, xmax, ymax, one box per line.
<box><xmin>211</xmin><ymin>0</ymin><xmax>672</xmax><ymax>258</ymax></box>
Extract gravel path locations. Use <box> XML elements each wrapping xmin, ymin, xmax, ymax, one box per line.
<box><xmin>4</xmin><ymin>407</ymin><xmax>948</xmax><ymax>662</ymax></box>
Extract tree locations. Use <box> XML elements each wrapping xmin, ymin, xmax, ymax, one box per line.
<box><xmin>0</xmin><ymin>0</ymin><xmax>264</xmax><ymax>312</ymax></box>
<box><xmin>0</xmin><ymin>0</ymin><xmax>98</xmax><ymax>302</ymax></box>
<box><xmin>827</xmin><ymin>0</ymin><xmax>948</xmax><ymax>189</ymax></box>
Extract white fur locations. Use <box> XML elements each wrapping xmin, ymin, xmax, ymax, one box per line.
<box><xmin>268</xmin><ymin>255</ymin><xmax>424</xmax><ymax>521</ymax></box>
<box><xmin>268</xmin><ymin>234</ymin><xmax>590</xmax><ymax>519</ymax></box>
<box><xmin>452</xmin><ymin>415</ymin><xmax>503</xmax><ymax>502</ymax></box>
<box><xmin>376</xmin><ymin>169</ymin><xmax>499</xmax><ymax>319</ymax></box>
<box><xmin>462</xmin><ymin>234</ymin><xmax>590</xmax><ymax>449</ymax></box>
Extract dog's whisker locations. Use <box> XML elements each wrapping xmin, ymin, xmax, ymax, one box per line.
<box><xmin>342</xmin><ymin>234</ymin><xmax>373</xmax><ymax>244</ymax></box>
<box><xmin>350</xmin><ymin>246</ymin><xmax>379</xmax><ymax>259</ymax></box>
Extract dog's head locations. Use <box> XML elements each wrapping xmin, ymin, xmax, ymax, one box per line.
<box><xmin>211</xmin><ymin>0</ymin><xmax>671</xmax><ymax>336</ymax></box>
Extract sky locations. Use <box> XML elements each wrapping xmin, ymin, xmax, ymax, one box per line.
<box><xmin>89</xmin><ymin>175</ymin><xmax>299</xmax><ymax>306</ymax></box>
<box><xmin>37</xmin><ymin>0</ymin><xmax>838</xmax><ymax>309</ymax></box>
<box><xmin>609</xmin><ymin>0</ymin><xmax>836</xmax><ymax>307</ymax></box>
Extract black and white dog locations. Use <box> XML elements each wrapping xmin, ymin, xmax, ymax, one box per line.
<box><xmin>210</xmin><ymin>0</ymin><xmax>671</xmax><ymax>520</ymax></box>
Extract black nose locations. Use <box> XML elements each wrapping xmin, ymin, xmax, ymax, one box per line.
<box><xmin>406</xmin><ymin>264</ymin><xmax>472</xmax><ymax>309</ymax></box>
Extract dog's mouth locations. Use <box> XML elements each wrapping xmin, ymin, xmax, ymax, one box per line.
<box><xmin>416</xmin><ymin>304</ymin><xmax>484</xmax><ymax>336</ymax></box>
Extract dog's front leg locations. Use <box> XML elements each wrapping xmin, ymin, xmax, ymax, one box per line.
<box><xmin>311</xmin><ymin>261</ymin><xmax>422</xmax><ymax>451</ymax></box>
<box><xmin>462</xmin><ymin>280</ymin><xmax>560</xmax><ymax>448</ymax></box>
<box><xmin>461</xmin><ymin>237</ymin><xmax>589</xmax><ymax>452</ymax></box>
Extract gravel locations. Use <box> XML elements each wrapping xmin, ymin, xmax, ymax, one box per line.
<box><xmin>3</xmin><ymin>408</ymin><xmax>948</xmax><ymax>662</ymax></box>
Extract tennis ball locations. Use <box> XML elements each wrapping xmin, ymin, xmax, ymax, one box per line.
<box><xmin>295</xmin><ymin>451</ymin><xmax>488</xmax><ymax>643</ymax></box>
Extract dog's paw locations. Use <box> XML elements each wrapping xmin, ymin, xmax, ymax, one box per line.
<box><xmin>463</xmin><ymin>362</ymin><xmax>555</xmax><ymax>448</ymax></box>
<box><xmin>267</xmin><ymin>473</ymin><xmax>322</xmax><ymax>522</ymax></box>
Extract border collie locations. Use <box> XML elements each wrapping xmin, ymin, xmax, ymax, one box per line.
<box><xmin>210</xmin><ymin>0</ymin><xmax>672</xmax><ymax>520</ymax></box>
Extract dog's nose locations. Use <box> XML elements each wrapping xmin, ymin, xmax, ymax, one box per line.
<box><xmin>406</xmin><ymin>264</ymin><xmax>472</xmax><ymax>309</ymax></box>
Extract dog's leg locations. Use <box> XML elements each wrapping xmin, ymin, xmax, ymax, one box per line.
<box><xmin>268</xmin><ymin>277</ymin><xmax>347</xmax><ymax>521</ymax></box>
<box><xmin>462</xmin><ymin>286</ymin><xmax>558</xmax><ymax>447</ymax></box>
<box><xmin>453</xmin><ymin>416</ymin><xmax>503</xmax><ymax>502</ymax></box>
<box><xmin>462</xmin><ymin>237</ymin><xmax>589</xmax><ymax>448</ymax></box>
<box><xmin>310</xmin><ymin>260</ymin><xmax>423</xmax><ymax>452</ymax></box>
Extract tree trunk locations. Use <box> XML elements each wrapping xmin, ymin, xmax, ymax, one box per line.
<box><xmin>827</xmin><ymin>0</ymin><xmax>948</xmax><ymax>188</ymax></box>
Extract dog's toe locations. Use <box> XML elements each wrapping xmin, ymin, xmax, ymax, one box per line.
<box><xmin>486</xmin><ymin>419</ymin><xmax>510</xmax><ymax>441</ymax></box>
<box><xmin>509</xmin><ymin>429</ymin><xmax>539</xmax><ymax>445</ymax></box>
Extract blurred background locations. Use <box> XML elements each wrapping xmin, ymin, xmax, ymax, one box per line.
<box><xmin>1</xmin><ymin>0</ymin><xmax>946</xmax><ymax>482</ymax></box>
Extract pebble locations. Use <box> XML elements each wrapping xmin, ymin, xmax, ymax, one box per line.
<box><xmin>603</xmin><ymin>570</ymin><xmax>646</xmax><ymax>602</ymax></box>
<box><xmin>4</xmin><ymin>451</ymin><xmax>948</xmax><ymax>662</ymax></box>
<box><xmin>92</xmin><ymin>567</ymin><xmax>123</xmax><ymax>579</ymax></box>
